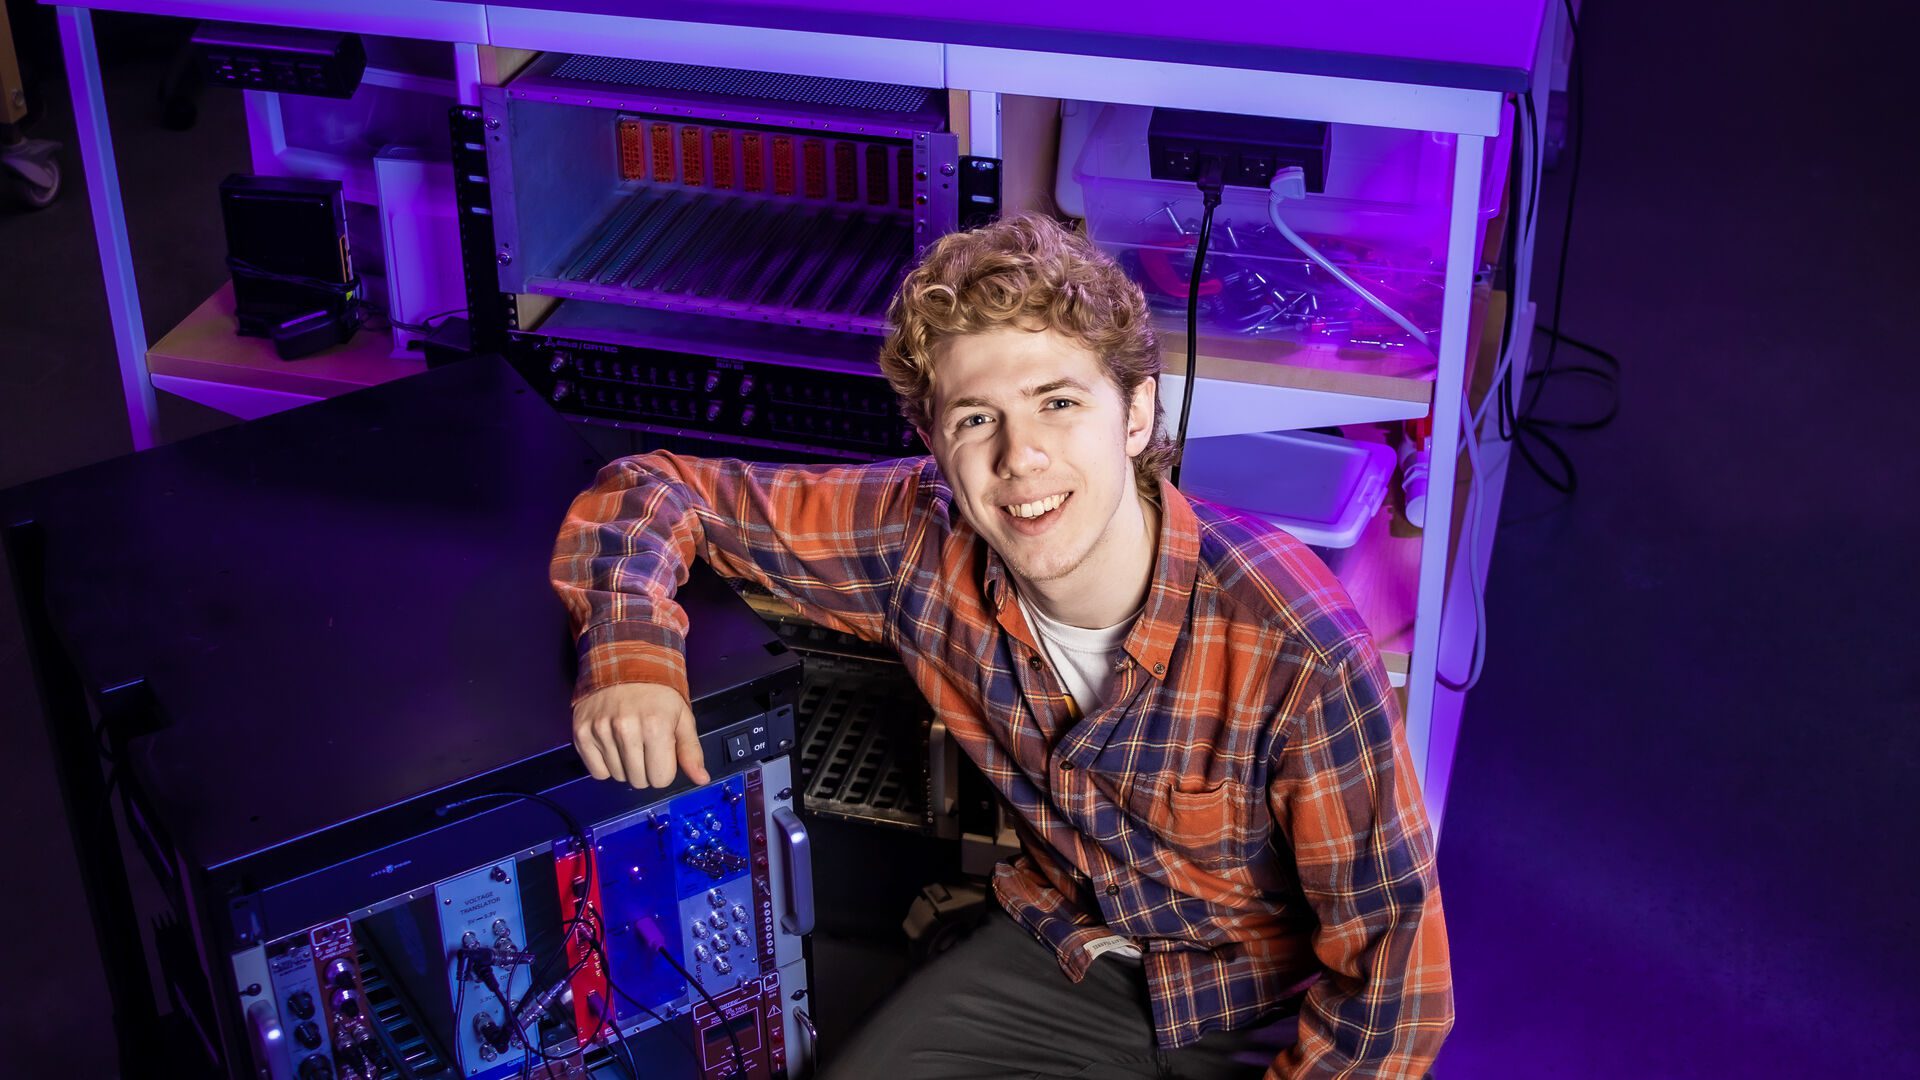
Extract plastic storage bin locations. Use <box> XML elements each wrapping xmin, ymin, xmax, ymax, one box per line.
<box><xmin>1075</xmin><ymin>105</ymin><xmax>1487</xmax><ymax>353</ymax></box>
<box><xmin>1177</xmin><ymin>429</ymin><xmax>1394</xmax><ymax>549</ymax></box>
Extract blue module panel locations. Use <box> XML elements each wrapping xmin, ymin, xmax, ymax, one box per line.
<box><xmin>595</xmin><ymin>774</ymin><xmax>756</xmax><ymax>1021</ymax></box>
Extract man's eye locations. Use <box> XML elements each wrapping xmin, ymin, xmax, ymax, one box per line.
<box><xmin>959</xmin><ymin>414</ymin><xmax>990</xmax><ymax>429</ymax></box>
<box><xmin>1045</xmin><ymin>398</ymin><xmax>1077</xmax><ymax>411</ymax></box>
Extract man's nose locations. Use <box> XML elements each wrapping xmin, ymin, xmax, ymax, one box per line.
<box><xmin>996</xmin><ymin>418</ymin><xmax>1049</xmax><ymax>479</ymax></box>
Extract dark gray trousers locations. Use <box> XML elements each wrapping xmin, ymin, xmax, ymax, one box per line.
<box><xmin>818</xmin><ymin>911</ymin><xmax>1297</xmax><ymax>1080</ymax></box>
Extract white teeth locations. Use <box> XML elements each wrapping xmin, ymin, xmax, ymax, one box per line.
<box><xmin>1004</xmin><ymin>494</ymin><xmax>1066</xmax><ymax>519</ymax></box>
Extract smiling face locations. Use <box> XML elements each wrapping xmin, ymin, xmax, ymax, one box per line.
<box><xmin>922</xmin><ymin>325</ymin><xmax>1159</xmax><ymax>618</ymax></box>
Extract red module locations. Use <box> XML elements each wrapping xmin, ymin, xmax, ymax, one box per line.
<box><xmin>553</xmin><ymin>843</ymin><xmax>613</xmax><ymax>1046</ymax></box>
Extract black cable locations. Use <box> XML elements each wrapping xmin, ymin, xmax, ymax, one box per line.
<box><xmin>452</xmin><ymin>954</ymin><xmax>470</xmax><ymax>1078</ymax></box>
<box><xmin>436</xmin><ymin>792</ymin><xmax>599</xmax><ymax>1077</ymax></box>
<box><xmin>655</xmin><ymin>946</ymin><xmax>747</xmax><ymax>1080</ymax></box>
<box><xmin>591</xmin><ymin>934</ymin><xmax>701</xmax><ymax>1073</ymax></box>
<box><xmin>1512</xmin><ymin>415</ymin><xmax>1578</xmax><ymax>496</ymax></box>
<box><xmin>1522</xmin><ymin>0</ymin><xmax>1586</xmax><ymax>422</ymax></box>
<box><xmin>1168</xmin><ymin>160</ymin><xmax>1226</xmax><ymax>490</ymax></box>
<box><xmin>1492</xmin><ymin>89</ymin><xmax>1525</xmax><ymax>445</ymax></box>
<box><xmin>382</xmin><ymin>307</ymin><xmax>468</xmax><ymax>333</ymax></box>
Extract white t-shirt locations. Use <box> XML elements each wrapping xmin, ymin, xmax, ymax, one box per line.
<box><xmin>1015</xmin><ymin>592</ymin><xmax>1136</xmax><ymax>716</ymax></box>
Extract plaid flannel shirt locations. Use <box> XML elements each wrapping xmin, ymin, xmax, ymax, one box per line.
<box><xmin>552</xmin><ymin>451</ymin><xmax>1453</xmax><ymax>1078</ymax></box>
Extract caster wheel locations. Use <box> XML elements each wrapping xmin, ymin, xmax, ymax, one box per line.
<box><xmin>16</xmin><ymin>157</ymin><xmax>61</xmax><ymax>209</ymax></box>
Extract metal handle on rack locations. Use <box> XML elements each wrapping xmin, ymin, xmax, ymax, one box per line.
<box><xmin>929</xmin><ymin>718</ymin><xmax>958</xmax><ymax>819</ymax></box>
<box><xmin>771</xmin><ymin>806</ymin><xmax>814</xmax><ymax>935</ymax></box>
<box><xmin>795</xmin><ymin>1007</ymin><xmax>818</xmax><ymax>1061</ymax></box>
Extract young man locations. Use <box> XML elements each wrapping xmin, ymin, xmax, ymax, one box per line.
<box><xmin>552</xmin><ymin>213</ymin><xmax>1452</xmax><ymax>1078</ymax></box>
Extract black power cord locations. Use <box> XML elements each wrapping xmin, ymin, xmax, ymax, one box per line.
<box><xmin>1503</xmin><ymin>0</ymin><xmax>1624</xmax><ymax>501</ymax></box>
<box><xmin>656</xmin><ymin>946</ymin><xmax>749</xmax><ymax>1080</ymax></box>
<box><xmin>1168</xmin><ymin>156</ymin><xmax>1226</xmax><ymax>490</ymax></box>
<box><xmin>435</xmin><ymin>793</ymin><xmax>597</xmax><ymax>1078</ymax></box>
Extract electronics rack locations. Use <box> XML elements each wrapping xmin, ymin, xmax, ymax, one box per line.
<box><xmin>6</xmin><ymin>361</ymin><xmax>819</xmax><ymax>1080</ymax></box>
<box><xmin>482</xmin><ymin>55</ymin><xmax>958</xmax><ymax>338</ymax></box>
<box><xmin>507</xmin><ymin>304</ymin><xmax>925</xmax><ymax>461</ymax></box>
<box><xmin>456</xmin><ymin>54</ymin><xmax>994</xmax><ymax>448</ymax></box>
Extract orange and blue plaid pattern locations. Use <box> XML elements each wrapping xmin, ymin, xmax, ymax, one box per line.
<box><xmin>553</xmin><ymin>452</ymin><xmax>1453</xmax><ymax>1078</ymax></box>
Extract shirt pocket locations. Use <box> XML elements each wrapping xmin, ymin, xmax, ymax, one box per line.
<box><xmin>1147</xmin><ymin>776</ymin><xmax>1268</xmax><ymax>873</ymax></box>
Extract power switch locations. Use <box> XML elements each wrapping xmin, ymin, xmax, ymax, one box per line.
<box><xmin>726</xmin><ymin>731</ymin><xmax>754</xmax><ymax>762</ymax></box>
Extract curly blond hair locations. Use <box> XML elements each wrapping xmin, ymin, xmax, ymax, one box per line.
<box><xmin>877</xmin><ymin>212</ymin><xmax>1172</xmax><ymax>498</ymax></box>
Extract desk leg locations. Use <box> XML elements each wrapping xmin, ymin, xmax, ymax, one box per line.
<box><xmin>1406</xmin><ymin>131</ymin><xmax>1486</xmax><ymax>836</ymax></box>
<box><xmin>57</xmin><ymin>6</ymin><xmax>158</xmax><ymax>451</ymax></box>
<box><xmin>3</xmin><ymin>522</ymin><xmax>160</xmax><ymax>1076</ymax></box>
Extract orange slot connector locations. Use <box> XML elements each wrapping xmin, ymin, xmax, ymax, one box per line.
<box><xmin>711</xmin><ymin>129</ymin><xmax>735</xmax><ymax>190</ymax></box>
<box><xmin>617</xmin><ymin>119</ymin><xmax>645</xmax><ymax>180</ymax></box>
<box><xmin>649</xmin><ymin>122</ymin><xmax>675</xmax><ymax>183</ymax></box>
<box><xmin>802</xmin><ymin>139</ymin><xmax>827</xmax><ymax>199</ymax></box>
<box><xmin>772</xmin><ymin>135</ymin><xmax>796</xmax><ymax>196</ymax></box>
<box><xmin>834</xmin><ymin>141</ymin><xmax>859</xmax><ymax>202</ymax></box>
<box><xmin>742</xmin><ymin>132</ymin><xmax>766</xmax><ymax>192</ymax></box>
<box><xmin>680</xmin><ymin>126</ymin><xmax>705</xmax><ymax>186</ymax></box>
<box><xmin>896</xmin><ymin>146</ymin><xmax>914</xmax><ymax>209</ymax></box>
<box><xmin>866</xmin><ymin>144</ymin><xmax>890</xmax><ymax>205</ymax></box>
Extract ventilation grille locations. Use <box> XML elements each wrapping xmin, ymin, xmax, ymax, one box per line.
<box><xmin>549</xmin><ymin>55</ymin><xmax>939</xmax><ymax>115</ymax></box>
<box><xmin>793</xmin><ymin>652</ymin><xmax>930</xmax><ymax>830</ymax></box>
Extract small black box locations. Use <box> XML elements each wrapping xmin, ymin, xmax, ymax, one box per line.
<box><xmin>1148</xmin><ymin>108</ymin><xmax>1332</xmax><ymax>192</ymax></box>
<box><xmin>218</xmin><ymin>174</ymin><xmax>359</xmax><ymax>348</ymax></box>
<box><xmin>192</xmin><ymin>23</ymin><xmax>366</xmax><ymax>99</ymax></box>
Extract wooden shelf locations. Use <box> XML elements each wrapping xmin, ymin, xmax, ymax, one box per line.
<box><xmin>149</xmin><ymin>282</ymin><xmax>424</xmax><ymax>401</ymax></box>
<box><xmin>1162</xmin><ymin>329</ymin><xmax>1436</xmax><ymax>403</ymax></box>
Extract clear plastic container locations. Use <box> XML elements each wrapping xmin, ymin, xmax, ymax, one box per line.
<box><xmin>1178</xmin><ymin>429</ymin><xmax>1395</xmax><ymax>549</ymax></box>
<box><xmin>1075</xmin><ymin>105</ymin><xmax>1461</xmax><ymax>352</ymax></box>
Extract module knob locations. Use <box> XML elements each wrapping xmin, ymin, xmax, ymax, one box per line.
<box><xmin>286</xmin><ymin>991</ymin><xmax>316</xmax><ymax>1019</ymax></box>
<box><xmin>293</xmin><ymin>1021</ymin><xmax>323</xmax><ymax>1050</ymax></box>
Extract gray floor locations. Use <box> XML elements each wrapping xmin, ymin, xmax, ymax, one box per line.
<box><xmin>2</xmin><ymin>6</ymin><xmax>1915</xmax><ymax>1078</ymax></box>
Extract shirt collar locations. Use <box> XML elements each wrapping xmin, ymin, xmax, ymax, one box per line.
<box><xmin>980</xmin><ymin>478</ymin><xmax>1199</xmax><ymax>681</ymax></box>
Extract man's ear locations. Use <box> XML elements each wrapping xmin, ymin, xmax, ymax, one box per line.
<box><xmin>1124</xmin><ymin>378</ymin><xmax>1156</xmax><ymax>458</ymax></box>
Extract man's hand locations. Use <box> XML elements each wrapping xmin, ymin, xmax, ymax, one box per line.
<box><xmin>572</xmin><ymin>683</ymin><xmax>710</xmax><ymax>789</ymax></box>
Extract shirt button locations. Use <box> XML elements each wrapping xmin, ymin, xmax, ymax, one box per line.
<box><xmin>1152</xmin><ymin>662</ymin><xmax>1166</xmax><ymax>675</ymax></box>
<box><xmin>1028</xmin><ymin>656</ymin><xmax>1043</xmax><ymax>671</ymax></box>
<box><xmin>1105</xmin><ymin>884</ymin><xmax>1121</xmax><ymax>897</ymax></box>
<box><xmin>1059</xmin><ymin>760</ymin><xmax>1074</xmax><ymax>771</ymax></box>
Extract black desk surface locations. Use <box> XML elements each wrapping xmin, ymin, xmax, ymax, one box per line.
<box><xmin>3</xmin><ymin>358</ymin><xmax>795</xmax><ymax>876</ymax></box>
